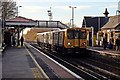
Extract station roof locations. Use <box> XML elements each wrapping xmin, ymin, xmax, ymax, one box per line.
<box><xmin>7</xmin><ymin>16</ymin><xmax>35</xmax><ymax>22</ymax></box>
<box><xmin>101</xmin><ymin>15</ymin><xmax>120</xmax><ymax>30</ymax></box>
<box><xmin>82</xmin><ymin>16</ymin><xmax>109</xmax><ymax>33</ymax></box>
<box><xmin>5</xmin><ymin>16</ymin><xmax>37</xmax><ymax>27</ymax></box>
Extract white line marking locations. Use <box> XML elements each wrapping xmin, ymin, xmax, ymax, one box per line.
<box><xmin>25</xmin><ymin>44</ymin><xmax>49</xmax><ymax>79</ymax></box>
<box><xmin>87</xmin><ymin>48</ymin><xmax>119</xmax><ymax>56</ymax></box>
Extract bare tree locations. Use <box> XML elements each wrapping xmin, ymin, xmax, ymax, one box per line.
<box><xmin>0</xmin><ymin>0</ymin><xmax>16</xmax><ymax>20</ymax></box>
<box><xmin>0</xmin><ymin>0</ymin><xmax>16</xmax><ymax>47</ymax></box>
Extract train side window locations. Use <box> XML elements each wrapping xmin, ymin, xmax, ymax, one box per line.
<box><xmin>58</xmin><ymin>32</ymin><xmax>63</xmax><ymax>45</ymax></box>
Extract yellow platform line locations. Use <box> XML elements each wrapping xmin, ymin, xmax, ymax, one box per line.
<box><xmin>31</xmin><ymin>68</ymin><xmax>42</xmax><ymax>78</ymax></box>
<box><xmin>25</xmin><ymin>45</ymin><xmax>49</xmax><ymax>80</ymax></box>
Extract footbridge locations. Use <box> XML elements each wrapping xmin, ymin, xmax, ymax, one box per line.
<box><xmin>5</xmin><ymin>16</ymin><xmax>69</xmax><ymax>29</ymax></box>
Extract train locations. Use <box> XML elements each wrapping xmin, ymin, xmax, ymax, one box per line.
<box><xmin>37</xmin><ymin>27</ymin><xmax>88</xmax><ymax>54</ymax></box>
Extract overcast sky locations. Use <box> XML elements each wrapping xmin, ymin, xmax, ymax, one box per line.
<box><xmin>14</xmin><ymin>0</ymin><xmax>120</xmax><ymax>27</ymax></box>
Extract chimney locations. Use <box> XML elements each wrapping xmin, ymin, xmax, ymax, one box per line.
<box><xmin>103</xmin><ymin>8</ymin><xmax>109</xmax><ymax>17</ymax></box>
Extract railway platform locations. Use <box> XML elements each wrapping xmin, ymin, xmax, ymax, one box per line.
<box><xmin>87</xmin><ymin>46</ymin><xmax>120</xmax><ymax>59</ymax></box>
<box><xmin>88</xmin><ymin>46</ymin><xmax>120</xmax><ymax>54</ymax></box>
<box><xmin>2</xmin><ymin>46</ymin><xmax>34</xmax><ymax>79</ymax></box>
<box><xmin>1</xmin><ymin>45</ymin><xmax>59</xmax><ymax>79</ymax></box>
<box><xmin>1</xmin><ymin>44</ymin><xmax>81</xmax><ymax>79</ymax></box>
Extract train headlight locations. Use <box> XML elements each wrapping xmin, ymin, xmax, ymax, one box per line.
<box><xmin>68</xmin><ymin>42</ymin><xmax>71</xmax><ymax>46</ymax></box>
<box><xmin>82</xmin><ymin>42</ymin><xmax>86</xmax><ymax>46</ymax></box>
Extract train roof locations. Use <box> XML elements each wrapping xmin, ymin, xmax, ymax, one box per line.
<box><xmin>37</xmin><ymin>29</ymin><xmax>66</xmax><ymax>35</ymax></box>
<box><xmin>37</xmin><ymin>27</ymin><xmax>87</xmax><ymax>35</ymax></box>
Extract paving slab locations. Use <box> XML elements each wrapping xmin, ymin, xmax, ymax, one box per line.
<box><xmin>2</xmin><ymin>47</ymin><xmax>34</xmax><ymax>78</ymax></box>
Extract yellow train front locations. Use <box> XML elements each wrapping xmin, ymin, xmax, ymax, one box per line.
<box><xmin>52</xmin><ymin>27</ymin><xmax>88</xmax><ymax>54</ymax></box>
<box><xmin>37</xmin><ymin>27</ymin><xmax>88</xmax><ymax>55</ymax></box>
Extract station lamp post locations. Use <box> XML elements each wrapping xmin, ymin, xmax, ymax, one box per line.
<box><xmin>69</xmin><ymin>19</ymin><xmax>72</xmax><ymax>27</ymax></box>
<box><xmin>16</xmin><ymin>6</ymin><xmax>22</xmax><ymax>47</ymax></box>
<box><xmin>69</xmin><ymin>6</ymin><xmax>77</xmax><ymax>27</ymax></box>
<box><xmin>47</xmin><ymin>7</ymin><xmax>53</xmax><ymax>21</ymax></box>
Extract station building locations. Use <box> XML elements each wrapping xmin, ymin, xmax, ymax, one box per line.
<box><xmin>99</xmin><ymin>15</ymin><xmax>120</xmax><ymax>47</ymax></box>
<box><xmin>82</xmin><ymin>16</ymin><xmax>109</xmax><ymax>46</ymax></box>
<box><xmin>82</xmin><ymin>14</ymin><xmax>120</xmax><ymax>47</ymax></box>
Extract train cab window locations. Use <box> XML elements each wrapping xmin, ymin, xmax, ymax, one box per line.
<box><xmin>74</xmin><ymin>30</ymin><xmax>80</xmax><ymax>39</ymax></box>
<box><xmin>67</xmin><ymin>30</ymin><xmax>74</xmax><ymax>39</ymax></box>
<box><xmin>80</xmin><ymin>31</ymin><xmax>87</xmax><ymax>39</ymax></box>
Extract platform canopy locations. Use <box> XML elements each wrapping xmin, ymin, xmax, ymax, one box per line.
<box><xmin>5</xmin><ymin>16</ymin><xmax>37</xmax><ymax>28</ymax></box>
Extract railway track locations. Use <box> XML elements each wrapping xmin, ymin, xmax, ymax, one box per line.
<box><xmin>29</xmin><ymin>43</ymin><xmax>120</xmax><ymax>80</ymax></box>
<box><xmin>67</xmin><ymin>58</ymin><xmax>120</xmax><ymax>80</ymax></box>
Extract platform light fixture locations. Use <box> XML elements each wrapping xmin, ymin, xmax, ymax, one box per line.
<box><xmin>47</xmin><ymin>7</ymin><xmax>53</xmax><ymax>21</ymax></box>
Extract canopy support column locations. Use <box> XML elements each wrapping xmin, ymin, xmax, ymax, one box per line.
<box><xmin>17</xmin><ymin>27</ymin><xmax>20</xmax><ymax>46</ymax></box>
